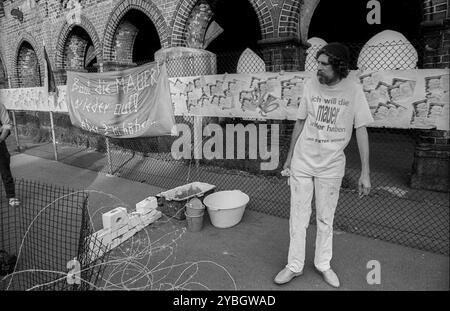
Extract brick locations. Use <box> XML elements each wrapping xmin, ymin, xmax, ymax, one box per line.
<box><xmin>419</xmin><ymin>137</ymin><xmax>437</xmax><ymax>144</ymax></box>
<box><xmin>434</xmin><ymin>3</ymin><xmax>447</xmax><ymax>12</ymax></box>
<box><xmin>432</xmin><ymin>11</ymin><xmax>447</xmax><ymax>20</ymax></box>
<box><xmin>435</xmin><ymin>138</ymin><xmax>450</xmax><ymax>144</ymax></box>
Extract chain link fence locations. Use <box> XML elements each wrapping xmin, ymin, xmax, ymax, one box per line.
<box><xmin>305</xmin><ymin>40</ymin><xmax>423</xmax><ymax>71</ymax></box>
<box><xmin>0</xmin><ymin>179</ymin><xmax>109</xmax><ymax>290</ymax></box>
<box><xmin>2</xmin><ymin>43</ymin><xmax>449</xmax><ymax>256</ymax></box>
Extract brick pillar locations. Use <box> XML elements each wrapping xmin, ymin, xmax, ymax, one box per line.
<box><xmin>54</xmin><ymin>68</ymin><xmax>67</xmax><ymax>85</ymax></box>
<box><xmin>411</xmin><ymin>1</ymin><xmax>450</xmax><ymax>192</ymax></box>
<box><xmin>0</xmin><ymin>59</ymin><xmax>6</xmax><ymax>89</ymax></box>
<box><xmin>257</xmin><ymin>37</ymin><xmax>307</xmax><ymax>72</ymax></box>
<box><xmin>411</xmin><ymin>130</ymin><xmax>449</xmax><ymax>192</ymax></box>
<box><xmin>186</xmin><ymin>0</ymin><xmax>213</xmax><ymax>49</ymax></box>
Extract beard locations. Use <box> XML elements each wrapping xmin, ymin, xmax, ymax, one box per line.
<box><xmin>317</xmin><ymin>72</ymin><xmax>339</xmax><ymax>85</ymax></box>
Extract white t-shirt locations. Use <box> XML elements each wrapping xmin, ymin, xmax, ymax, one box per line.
<box><xmin>291</xmin><ymin>75</ymin><xmax>374</xmax><ymax>178</ymax></box>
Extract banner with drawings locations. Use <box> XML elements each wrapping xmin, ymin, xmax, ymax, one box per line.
<box><xmin>0</xmin><ymin>69</ymin><xmax>448</xmax><ymax>131</ymax></box>
<box><xmin>169</xmin><ymin>69</ymin><xmax>449</xmax><ymax>130</ymax></box>
<box><xmin>359</xmin><ymin>69</ymin><xmax>449</xmax><ymax>130</ymax></box>
<box><xmin>0</xmin><ymin>86</ymin><xmax>68</xmax><ymax>112</ymax></box>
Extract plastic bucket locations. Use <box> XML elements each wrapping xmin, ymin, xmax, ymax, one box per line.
<box><xmin>185</xmin><ymin>211</ymin><xmax>204</xmax><ymax>232</ymax></box>
<box><xmin>185</xmin><ymin>198</ymin><xmax>205</xmax><ymax>217</ymax></box>
<box><xmin>203</xmin><ymin>190</ymin><xmax>249</xmax><ymax>228</ymax></box>
<box><xmin>186</xmin><ymin>206</ymin><xmax>204</xmax><ymax>216</ymax></box>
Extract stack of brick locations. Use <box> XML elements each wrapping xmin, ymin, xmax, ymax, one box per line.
<box><xmin>88</xmin><ymin>196</ymin><xmax>162</xmax><ymax>261</ymax></box>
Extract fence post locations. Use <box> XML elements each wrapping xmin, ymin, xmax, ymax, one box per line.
<box><xmin>49</xmin><ymin>110</ymin><xmax>58</xmax><ymax>161</ymax></box>
<box><xmin>7</xmin><ymin>75</ymin><xmax>21</xmax><ymax>152</ymax></box>
<box><xmin>105</xmin><ymin>136</ymin><xmax>113</xmax><ymax>176</ymax></box>
<box><xmin>99</xmin><ymin>62</ymin><xmax>114</xmax><ymax>176</ymax></box>
<box><xmin>194</xmin><ymin>116</ymin><xmax>202</xmax><ymax>168</ymax></box>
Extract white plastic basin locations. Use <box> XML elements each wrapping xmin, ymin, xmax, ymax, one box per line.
<box><xmin>203</xmin><ymin>190</ymin><xmax>249</xmax><ymax>228</ymax></box>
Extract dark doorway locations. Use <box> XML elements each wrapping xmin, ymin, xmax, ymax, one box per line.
<box><xmin>121</xmin><ymin>10</ymin><xmax>161</xmax><ymax>64</ymax></box>
<box><xmin>308</xmin><ymin>0</ymin><xmax>422</xmax><ymax>43</ymax></box>
<box><xmin>308</xmin><ymin>0</ymin><xmax>423</xmax><ymax>69</ymax></box>
<box><xmin>205</xmin><ymin>0</ymin><xmax>262</xmax><ymax>73</ymax></box>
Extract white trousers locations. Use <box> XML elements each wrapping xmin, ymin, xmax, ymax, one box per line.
<box><xmin>286</xmin><ymin>175</ymin><xmax>342</xmax><ymax>273</ymax></box>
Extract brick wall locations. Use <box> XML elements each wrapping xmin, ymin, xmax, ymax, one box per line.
<box><xmin>185</xmin><ymin>0</ymin><xmax>212</xmax><ymax>49</ymax></box>
<box><xmin>411</xmin><ymin>130</ymin><xmax>450</xmax><ymax>192</ymax></box>
<box><xmin>113</xmin><ymin>21</ymin><xmax>138</xmax><ymax>63</ymax></box>
<box><xmin>412</xmin><ymin>1</ymin><xmax>450</xmax><ymax>192</ymax></box>
<box><xmin>422</xmin><ymin>0</ymin><xmax>450</xmax><ymax>68</ymax></box>
<box><xmin>260</xmin><ymin>40</ymin><xmax>305</xmax><ymax>72</ymax></box>
<box><xmin>0</xmin><ymin>1</ymin><xmax>4</xmax><ymax>18</ymax></box>
<box><xmin>0</xmin><ymin>0</ymin><xmax>308</xmax><ymax>77</ymax></box>
<box><xmin>17</xmin><ymin>43</ymin><xmax>41</xmax><ymax>87</ymax></box>
<box><xmin>423</xmin><ymin>0</ymin><xmax>448</xmax><ymax>22</ymax></box>
<box><xmin>64</xmin><ymin>34</ymin><xmax>88</xmax><ymax>69</ymax></box>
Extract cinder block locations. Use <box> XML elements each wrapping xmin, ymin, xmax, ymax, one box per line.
<box><xmin>142</xmin><ymin>210</ymin><xmax>162</xmax><ymax>226</ymax></box>
<box><xmin>135</xmin><ymin>220</ymin><xmax>145</xmax><ymax>231</ymax></box>
<box><xmin>121</xmin><ymin>229</ymin><xmax>136</xmax><ymax>242</ymax></box>
<box><xmin>96</xmin><ymin>228</ymin><xmax>113</xmax><ymax>247</ymax></box>
<box><xmin>102</xmin><ymin>207</ymin><xmax>129</xmax><ymax>230</ymax></box>
<box><xmin>128</xmin><ymin>213</ymin><xmax>141</xmax><ymax>230</ymax></box>
<box><xmin>110</xmin><ymin>238</ymin><xmax>121</xmax><ymax>250</ymax></box>
<box><xmin>136</xmin><ymin>196</ymin><xmax>158</xmax><ymax>215</ymax></box>
<box><xmin>112</xmin><ymin>225</ymin><xmax>129</xmax><ymax>240</ymax></box>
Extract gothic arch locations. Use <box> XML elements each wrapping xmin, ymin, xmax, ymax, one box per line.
<box><xmin>102</xmin><ymin>0</ymin><xmax>169</xmax><ymax>61</ymax></box>
<box><xmin>55</xmin><ymin>14</ymin><xmax>102</xmax><ymax>68</ymax></box>
<box><xmin>170</xmin><ymin>0</ymin><xmax>274</xmax><ymax>47</ymax></box>
<box><xmin>277</xmin><ymin>0</ymin><xmax>302</xmax><ymax>39</ymax></box>
<box><xmin>12</xmin><ymin>33</ymin><xmax>45</xmax><ymax>87</ymax></box>
<box><xmin>0</xmin><ymin>52</ymin><xmax>8</xmax><ymax>87</ymax></box>
<box><xmin>298</xmin><ymin>0</ymin><xmax>321</xmax><ymax>43</ymax></box>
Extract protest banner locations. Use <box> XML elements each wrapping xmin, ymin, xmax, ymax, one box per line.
<box><xmin>65</xmin><ymin>62</ymin><xmax>175</xmax><ymax>138</ymax></box>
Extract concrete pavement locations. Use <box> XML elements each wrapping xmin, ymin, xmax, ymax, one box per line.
<box><xmin>6</xmin><ymin>147</ymin><xmax>449</xmax><ymax>290</ymax></box>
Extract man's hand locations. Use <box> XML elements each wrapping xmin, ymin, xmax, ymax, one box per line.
<box><xmin>283</xmin><ymin>156</ymin><xmax>291</xmax><ymax>171</ymax></box>
<box><xmin>358</xmin><ymin>172</ymin><xmax>371</xmax><ymax>197</ymax></box>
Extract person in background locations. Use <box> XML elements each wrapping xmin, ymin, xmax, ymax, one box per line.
<box><xmin>274</xmin><ymin>42</ymin><xmax>373</xmax><ymax>288</ymax></box>
<box><xmin>0</xmin><ymin>102</ymin><xmax>20</xmax><ymax>207</ymax></box>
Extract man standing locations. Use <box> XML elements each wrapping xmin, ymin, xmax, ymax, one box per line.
<box><xmin>274</xmin><ymin>43</ymin><xmax>373</xmax><ymax>288</ymax></box>
<box><xmin>0</xmin><ymin>102</ymin><xmax>19</xmax><ymax>207</ymax></box>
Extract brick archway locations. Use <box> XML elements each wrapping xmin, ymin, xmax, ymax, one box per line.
<box><xmin>170</xmin><ymin>0</ymin><xmax>274</xmax><ymax>47</ymax></box>
<box><xmin>0</xmin><ymin>52</ymin><xmax>8</xmax><ymax>88</ymax></box>
<box><xmin>277</xmin><ymin>0</ymin><xmax>302</xmax><ymax>39</ymax></box>
<box><xmin>12</xmin><ymin>33</ymin><xmax>44</xmax><ymax>88</ymax></box>
<box><xmin>55</xmin><ymin>14</ymin><xmax>102</xmax><ymax>69</ymax></box>
<box><xmin>298</xmin><ymin>0</ymin><xmax>320</xmax><ymax>43</ymax></box>
<box><xmin>102</xmin><ymin>0</ymin><xmax>169</xmax><ymax>62</ymax></box>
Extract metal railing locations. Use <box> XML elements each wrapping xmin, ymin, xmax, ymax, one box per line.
<box><xmin>2</xmin><ymin>42</ymin><xmax>449</xmax><ymax>256</ymax></box>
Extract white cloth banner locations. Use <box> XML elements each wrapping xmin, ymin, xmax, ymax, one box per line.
<box><xmin>1</xmin><ymin>69</ymin><xmax>448</xmax><ymax>130</ymax></box>
<box><xmin>0</xmin><ymin>85</ymin><xmax>68</xmax><ymax>112</ymax></box>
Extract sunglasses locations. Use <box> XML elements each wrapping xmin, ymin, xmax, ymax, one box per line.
<box><xmin>317</xmin><ymin>60</ymin><xmax>331</xmax><ymax>66</ymax></box>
